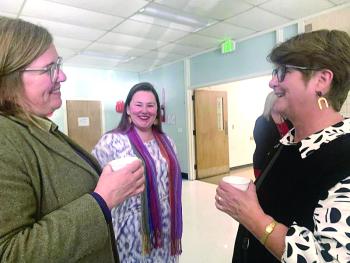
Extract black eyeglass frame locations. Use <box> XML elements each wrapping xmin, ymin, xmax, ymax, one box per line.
<box><xmin>272</xmin><ymin>64</ymin><xmax>319</xmax><ymax>82</ymax></box>
<box><xmin>21</xmin><ymin>57</ymin><xmax>63</xmax><ymax>83</ymax></box>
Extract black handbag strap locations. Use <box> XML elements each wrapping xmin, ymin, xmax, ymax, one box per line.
<box><xmin>255</xmin><ymin>143</ymin><xmax>283</xmax><ymax>190</ymax></box>
<box><xmin>239</xmin><ymin>144</ymin><xmax>284</xmax><ymax>262</ymax></box>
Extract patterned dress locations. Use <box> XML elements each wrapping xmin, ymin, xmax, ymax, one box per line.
<box><xmin>92</xmin><ymin>132</ymin><xmax>178</xmax><ymax>263</ymax></box>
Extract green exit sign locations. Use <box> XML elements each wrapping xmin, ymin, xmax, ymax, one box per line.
<box><xmin>221</xmin><ymin>39</ymin><xmax>235</xmax><ymax>54</ymax></box>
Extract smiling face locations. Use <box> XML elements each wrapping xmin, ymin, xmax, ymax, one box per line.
<box><xmin>127</xmin><ymin>90</ymin><xmax>158</xmax><ymax>132</ymax></box>
<box><xmin>21</xmin><ymin>44</ymin><xmax>66</xmax><ymax>117</ymax></box>
<box><xmin>269</xmin><ymin>67</ymin><xmax>317</xmax><ymax>121</ymax></box>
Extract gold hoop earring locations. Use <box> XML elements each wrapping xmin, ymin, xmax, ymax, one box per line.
<box><xmin>153</xmin><ymin>118</ymin><xmax>158</xmax><ymax>125</ymax></box>
<box><xmin>128</xmin><ymin>115</ymin><xmax>132</xmax><ymax>124</ymax></box>
<box><xmin>316</xmin><ymin>91</ymin><xmax>329</xmax><ymax>110</ymax></box>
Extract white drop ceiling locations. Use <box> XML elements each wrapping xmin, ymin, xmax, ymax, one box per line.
<box><xmin>1</xmin><ymin>0</ymin><xmax>349</xmax><ymax>73</ymax></box>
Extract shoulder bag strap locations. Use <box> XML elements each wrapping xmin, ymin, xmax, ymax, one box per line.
<box><xmin>255</xmin><ymin>143</ymin><xmax>284</xmax><ymax>190</ymax></box>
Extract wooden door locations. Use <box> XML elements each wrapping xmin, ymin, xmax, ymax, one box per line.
<box><xmin>194</xmin><ymin>90</ymin><xmax>229</xmax><ymax>179</ymax></box>
<box><xmin>66</xmin><ymin>100</ymin><xmax>102</xmax><ymax>153</ymax></box>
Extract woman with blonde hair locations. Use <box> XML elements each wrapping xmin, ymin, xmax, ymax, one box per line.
<box><xmin>0</xmin><ymin>16</ymin><xmax>144</xmax><ymax>262</ymax></box>
<box><xmin>253</xmin><ymin>91</ymin><xmax>292</xmax><ymax>178</ymax></box>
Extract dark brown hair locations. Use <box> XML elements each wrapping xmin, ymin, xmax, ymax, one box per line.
<box><xmin>115</xmin><ymin>82</ymin><xmax>163</xmax><ymax>133</ymax></box>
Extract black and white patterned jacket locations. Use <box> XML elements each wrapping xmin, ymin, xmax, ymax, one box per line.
<box><xmin>281</xmin><ymin>118</ymin><xmax>350</xmax><ymax>263</ymax></box>
<box><xmin>233</xmin><ymin>118</ymin><xmax>350</xmax><ymax>263</ymax></box>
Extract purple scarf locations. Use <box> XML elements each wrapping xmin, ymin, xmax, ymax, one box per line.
<box><xmin>126</xmin><ymin>126</ymin><xmax>182</xmax><ymax>255</ymax></box>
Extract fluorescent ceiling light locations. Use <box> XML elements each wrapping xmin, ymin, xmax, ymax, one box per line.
<box><xmin>139</xmin><ymin>3</ymin><xmax>217</xmax><ymax>31</ymax></box>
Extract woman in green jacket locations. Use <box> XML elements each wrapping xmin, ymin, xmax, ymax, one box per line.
<box><xmin>0</xmin><ymin>17</ymin><xmax>145</xmax><ymax>262</ymax></box>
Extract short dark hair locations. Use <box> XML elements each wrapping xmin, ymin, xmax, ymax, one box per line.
<box><xmin>268</xmin><ymin>29</ymin><xmax>350</xmax><ymax>111</ymax></box>
<box><xmin>115</xmin><ymin>82</ymin><xmax>163</xmax><ymax>133</ymax></box>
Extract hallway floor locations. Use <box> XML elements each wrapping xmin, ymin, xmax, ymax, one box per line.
<box><xmin>180</xmin><ymin>180</ymin><xmax>238</xmax><ymax>263</ymax></box>
<box><xmin>180</xmin><ymin>166</ymin><xmax>254</xmax><ymax>262</ymax></box>
<box><xmin>199</xmin><ymin>165</ymin><xmax>254</xmax><ymax>185</ymax></box>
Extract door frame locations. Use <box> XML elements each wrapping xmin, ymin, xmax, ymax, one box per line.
<box><xmin>186</xmin><ymin>89</ymin><xmax>196</xmax><ymax>180</ymax></box>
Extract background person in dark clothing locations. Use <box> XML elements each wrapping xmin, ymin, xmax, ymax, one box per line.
<box><xmin>253</xmin><ymin>91</ymin><xmax>292</xmax><ymax>178</ymax></box>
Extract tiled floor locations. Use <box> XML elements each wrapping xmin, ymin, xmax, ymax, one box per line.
<box><xmin>199</xmin><ymin>165</ymin><xmax>255</xmax><ymax>185</ymax></box>
<box><xmin>180</xmin><ymin>166</ymin><xmax>254</xmax><ymax>263</ymax></box>
<box><xmin>180</xmin><ymin>180</ymin><xmax>238</xmax><ymax>263</ymax></box>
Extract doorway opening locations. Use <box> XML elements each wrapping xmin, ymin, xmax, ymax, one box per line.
<box><xmin>187</xmin><ymin>75</ymin><xmax>271</xmax><ymax>181</ymax></box>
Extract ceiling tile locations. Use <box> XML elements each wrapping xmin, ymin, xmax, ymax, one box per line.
<box><xmin>86</xmin><ymin>43</ymin><xmax>149</xmax><ymax>57</ymax></box>
<box><xmin>226</xmin><ymin>7</ymin><xmax>290</xmax><ymax>31</ymax></box>
<box><xmin>260</xmin><ymin>0</ymin><xmax>335</xmax><ymax>19</ymax></box>
<box><xmin>1</xmin><ymin>0</ymin><xmax>345</xmax><ymax>72</ymax></box>
<box><xmin>53</xmin><ymin>36</ymin><xmax>92</xmax><ymax>50</ymax></box>
<box><xmin>99</xmin><ymin>32</ymin><xmax>166</xmax><ymax>50</ymax></box>
<box><xmin>115</xmin><ymin>63</ymin><xmax>151</xmax><ymax>72</ymax></box>
<box><xmin>141</xmin><ymin>51</ymin><xmax>184</xmax><ymax>61</ymax></box>
<box><xmin>45</xmin><ymin>0</ymin><xmax>148</xmax><ymax>17</ymax></box>
<box><xmin>198</xmin><ymin>22</ymin><xmax>256</xmax><ymax>40</ymax></box>
<box><xmin>243</xmin><ymin>0</ymin><xmax>270</xmax><ymax>5</ymax></box>
<box><xmin>157</xmin><ymin>43</ymin><xmax>204</xmax><ymax>56</ymax></box>
<box><xmin>56</xmin><ymin>47</ymin><xmax>77</xmax><ymax>60</ymax></box>
<box><xmin>21</xmin><ymin>16</ymin><xmax>106</xmax><ymax>41</ymax></box>
<box><xmin>113</xmin><ymin>19</ymin><xmax>189</xmax><ymax>42</ymax></box>
<box><xmin>123</xmin><ymin>56</ymin><xmax>177</xmax><ymax>70</ymax></box>
<box><xmin>175</xmin><ymin>34</ymin><xmax>220</xmax><ymax>49</ymax></box>
<box><xmin>0</xmin><ymin>12</ymin><xmax>17</xmax><ymax>18</ymax></box>
<box><xmin>22</xmin><ymin>0</ymin><xmax>124</xmax><ymax>30</ymax></box>
<box><xmin>130</xmin><ymin>13</ymin><xmax>201</xmax><ymax>32</ymax></box>
<box><xmin>156</xmin><ymin>57</ymin><xmax>182</xmax><ymax>65</ymax></box>
<box><xmin>0</xmin><ymin>0</ymin><xmax>25</xmax><ymax>14</ymax></box>
<box><xmin>155</xmin><ymin>0</ymin><xmax>253</xmax><ymax>20</ymax></box>
<box><xmin>329</xmin><ymin>0</ymin><xmax>350</xmax><ymax>4</ymax></box>
<box><xmin>65</xmin><ymin>55</ymin><xmax>121</xmax><ymax>68</ymax></box>
<box><xmin>127</xmin><ymin>57</ymin><xmax>159</xmax><ymax>66</ymax></box>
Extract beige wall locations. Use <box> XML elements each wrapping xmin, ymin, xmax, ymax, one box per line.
<box><xmin>305</xmin><ymin>6</ymin><xmax>350</xmax><ymax>33</ymax></box>
<box><xmin>304</xmin><ymin>6</ymin><xmax>350</xmax><ymax>117</ymax></box>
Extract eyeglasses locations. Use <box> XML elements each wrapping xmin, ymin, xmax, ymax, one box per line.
<box><xmin>22</xmin><ymin>57</ymin><xmax>63</xmax><ymax>83</ymax></box>
<box><xmin>272</xmin><ymin>64</ymin><xmax>318</xmax><ymax>82</ymax></box>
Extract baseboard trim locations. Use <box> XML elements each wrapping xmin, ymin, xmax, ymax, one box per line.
<box><xmin>230</xmin><ymin>164</ymin><xmax>253</xmax><ymax>171</ymax></box>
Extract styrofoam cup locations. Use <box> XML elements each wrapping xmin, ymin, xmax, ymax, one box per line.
<box><xmin>222</xmin><ymin>175</ymin><xmax>250</xmax><ymax>191</ymax></box>
<box><xmin>109</xmin><ymin>156</ymin><xmax>139</xmax><ymax>171</ymax></box>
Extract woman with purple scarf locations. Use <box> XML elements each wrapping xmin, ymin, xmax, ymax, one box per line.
<box><xmin>92</xmin><ymin>82</ymin><xmax>182</xmax><ymax>262</ymax></box>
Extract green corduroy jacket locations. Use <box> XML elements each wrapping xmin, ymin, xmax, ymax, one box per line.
<box><xmin>0</xmin><ymin>114</ymin><xmax>118</xmax><ymax>263</ymax></box>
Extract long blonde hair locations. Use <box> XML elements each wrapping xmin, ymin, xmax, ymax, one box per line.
<box><xmin>262</xmin><ymin>92</ymin><xmax>277</xmax><ymax>120</ymax></box>
<box><xmin>0</xmin><ymin>16</ymin><xmax>52</xmax><ymax>122</ymax></box>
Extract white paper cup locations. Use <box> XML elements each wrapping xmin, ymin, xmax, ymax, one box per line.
<box><xmin>109</xmin><ymin>156</ymin><xmax>139</xmax><ymax>171</ymax></box>
<box><xmin>222</xmin><ymin>175</ymin><xmax>250</xmax><ymax>191</ymax></box>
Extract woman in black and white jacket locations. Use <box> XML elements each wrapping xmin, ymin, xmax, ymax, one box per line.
<box><xmin>216</xmin><ymin>29</ymin><xmax>350</xmax><ymax>263</ymax></box>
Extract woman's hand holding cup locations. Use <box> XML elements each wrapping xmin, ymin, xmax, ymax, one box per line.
<box><xmin>94</xmin><ymin>157</ymin><xmax>145</xmax><ymax>209</ymax></box>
